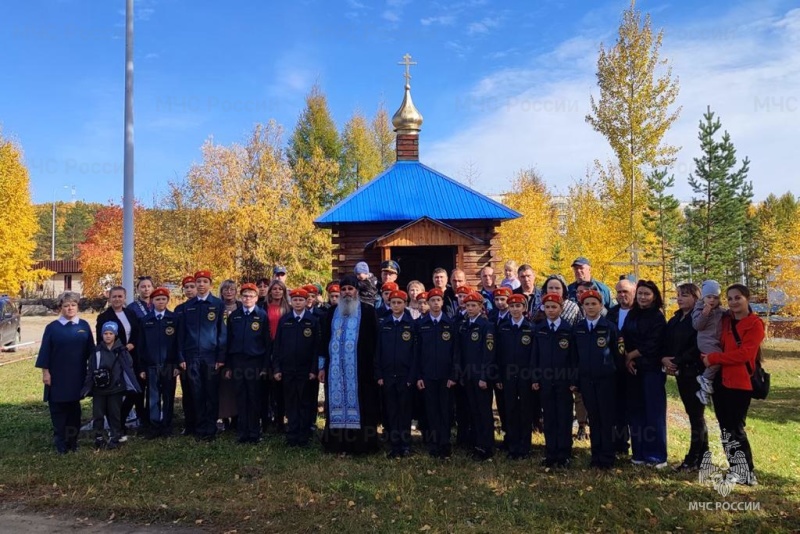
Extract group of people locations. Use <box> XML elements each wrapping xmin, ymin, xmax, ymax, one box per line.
<box><xmin>35</xmin><ymin>257</ymin><xmax>763</xmax><ymax>485</ymax></box>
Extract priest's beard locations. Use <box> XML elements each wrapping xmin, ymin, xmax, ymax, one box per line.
<box><xmin>340</xmin><ymin>295</ymin><xmax>359</xmax><ymax>317</ymax></box>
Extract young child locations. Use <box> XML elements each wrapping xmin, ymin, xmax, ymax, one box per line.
<box><xmin>137</xmin><ymin>287</ymin><xmax>180</xmax><ymax>438</ymax></box>
<box><xmin>532</xmin><ymin>293</ymin><xmax>575</xmax><ymax>468</ymax></box>
<box><xmin>375</xmin><ymin>290</ymin><xmax>416</xmax><ymax>458</ymax></box>
<box><xmin>572</xmin><ymin>290</ymin><xmax>618</xmax><ymax>469</ymax></box>
<box><xmin>415</xmin><ymin>291</ymin><xmax>430</xmax><ymax>317</ymax></box>
<box><xmin>273</xmin><ymin>288</ymin><xmax>321</xmax><ymax>447</ymax></box>
<box><xmin>692</xmin><ymin>280</ymin><xmax>724</xmax><ymax>404</ymax></box>
<box><xmin>500</xmin><ymin>260</ymin><xmax>521</xmax><ymax>290</ymax></box>
<box><xmin>82</xmin><ymin>322</ymin><xmax>140</xmax><ymax>449</ymax></box>
<box><xmin>488</xmin><ymin>287</ymin><xmax>512</xmax><ymax>324</ymax></box>
<box><xmin>354</xmin><ymin>261</ymin><xmax>378</xmax><ymax>307</ymax></box>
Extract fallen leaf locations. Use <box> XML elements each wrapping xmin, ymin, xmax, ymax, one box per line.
<box><xmin>420</xmin><ymin>525</ymin><xmax>431</xmax><ymax>531</ymax></box>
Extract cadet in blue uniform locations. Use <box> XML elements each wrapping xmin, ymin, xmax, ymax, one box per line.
<box><xmin>571</xmin><ymin>289</ymin><xmax>619</xmax><ymax>469</ymax></box>
<box><xmin>273</xmin><ymin>288</ymin><xmax>322</xmax><ymax>447</ymax></box>
<box><xmin>532</xmin><ymin>293</ymin><xmax>575</xmax><ymax>467</ymax></box>
<box><xmin>415</xmin><ymin>288</ymin><xmax>457</xmax><ymax>458</ymax></box>
<box><xmin>487</xmin><ymin>287</ymin><xmax>512</xmax><ymax>325</ymax></box>
<box><xmin>177</xmin><ymin>270</ymin><xmax>227</xmax><ymax>441</ymax></box>
<box><xmin>377</xmin><ymin>282</ymin><xmax>398</xmax><ymax>320</ymax></box>
<box><xmin>456</xmin><ymin>291</ymin><xmax>496</xmax><ymax>461</ymax></box>
<box><xmin>35</xmin><ymin>291</ymin><xmax>95</xmax><ymax>454</ymax></box>
<box><xmin>496</xmin><ymin>294</ymin><xmax>535</xmax><ymax>459</ymax></box>
<box><xmin>375</xmin><ymin>290</ymin><xmax>417</xmax><ymax>458</ymax></box>
<box><xmin>226</xmin><ymin>283</ymin><xmax>272</xmax><ymax>444</ymax></box>
<box><xmin>137</xmin><ymin>287</ymin><xmax>180</xmax><ymax>438</ymax></box>
<box><xmin>174</xmin><ymin>276</ymin><xmax>197</xmax><ymax>436</ymax></box>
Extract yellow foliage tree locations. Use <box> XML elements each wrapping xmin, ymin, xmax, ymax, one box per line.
<box><xmin>772</xmin><ymin>205</ymin><xmax>800</xmax><ymax>316</ymax></box>
<box><xmin>498</xmin><ymin>169</ymin><xmax>557</xmax><ymax>276</ymax></box>
<box><xmin>0</xmin><ymin>133</ymin><xmax>40</xmax><ymax>295</ymax></box>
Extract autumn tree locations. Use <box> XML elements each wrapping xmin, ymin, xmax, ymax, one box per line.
<box><xmin>498</xmin><ymin>169</ymin><xmax>557</xmax><ymax>275</ymax></box>
<box><xmin>585</xmin><ymin>0</ymin><xmax>681</xmax><ymax>276</ymax></box>
<box><xmin>642</xmin><ymin>168</ymin><xmax>681</xmax><ymax>299</ymax></box>
<box><xmin>0</xmin><ymin>132</ymin><xmax>41</xmax><ymax>295</ymax></box>
<box><xmin>371</xmin><ymin>100</ymin><xmax>396</xmax><ymax>170</ymax></box>
<box><xmin>771</xmin><ymin>203</ymin><xmax>800</xmax><ymax>316</ymax></box>
<box><xmin>682</xmin><ymin>106</ymin><xmax>752</xmax><ymax>286</ymax></box>
<box><xmin>79</xmin><ymin>205</ymin><xmax>124</xmax><ymax>297</ymax></box>
<box><xmin>747</xmin><ymin>193</ymin><xmax>798</xmax><ymax>293</ymax></box>
<box><xmin>341</xmin><ymin>110</ymin><xmax>382</xmax><ymax>192</ymax></box>
<box><xmin>33</xmin><ymin>201</ymin><xmax>102</xmax><ymax>260</ymax></box>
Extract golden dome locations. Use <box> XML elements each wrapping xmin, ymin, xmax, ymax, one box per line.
<box><xmin>392</xmin><ymin>83</ymin><xmax>423</xmax><ymax>134</ymax></box>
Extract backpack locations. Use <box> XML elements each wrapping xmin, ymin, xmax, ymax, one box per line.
<box><xmin>730</xmin><ymin>321</ymin><xmax>770</xmax><ymax>400</ymax></box>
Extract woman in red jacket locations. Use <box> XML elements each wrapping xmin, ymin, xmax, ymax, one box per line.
<box><xmin>701</xmin><ymin>283</ymin><xmax>763</xmax><ymax>486</ymax></box>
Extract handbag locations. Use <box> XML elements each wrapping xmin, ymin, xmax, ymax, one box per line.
<box><xmin>730</xmin><ymin>320</ymin><xmax>770</xmax><ymax>400</ymax></box>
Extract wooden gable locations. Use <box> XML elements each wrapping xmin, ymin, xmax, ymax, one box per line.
<box><xmin>367</xmin><ymin>217</ymin><xmax>485</xmax><ymax>248</ymax></box>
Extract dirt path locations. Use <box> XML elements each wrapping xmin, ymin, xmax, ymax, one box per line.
<box><xmin>0</xmin><ymin>505</ymin><xmax>202</xmax><ymax>533</ymax></box>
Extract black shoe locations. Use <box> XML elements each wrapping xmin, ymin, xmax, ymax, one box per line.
<box><xmin>106</xmin><ymin>439</ymin><xmax>120</xmax><ymax>450</ymax></box>
<box><xmin>674</xmin><ymin>462</ymin><xmax>699</xmax><ymax>473</ymax></box>
<box><xmin>576</xmin><ymin>425</ymin><xmax>588</xmax><ymax>441</ymax></box>
<box><xmin>387</xmin><ymin>450</ymin><xmax>402</xmax><ymax>459</ymax></box>
<box><xmin>180</xmin><ymin>428</ymin><xmax>195</xmax><ymax>437</ymax></box>
<box><xmin>556</xmin><ymin>458</ymin><xmax>571</xmax><ymax>468</ymax></box>
<box><xmin>94</xmin><ymin>437</ymin><xmax>105</xmax><ymax>450</ymax></box>
<box><xmin>472</xmin><ymin>448</ymin><xmax>493</xmax><ymax>461</ymax></box>
<box><xmin>540</xmin><ymin>458</ymin><xmax>556</xmax><ymax>468</ymax></box>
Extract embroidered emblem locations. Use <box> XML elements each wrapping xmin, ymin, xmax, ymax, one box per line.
<box><xmin>303</xmin><ymin>327</ymin><xmax>313</xmax><ymax>338</ymax></box>
<box><xmin>165</xmin><ymin>326</ymin><xmax>175</xmax><ymax>336</ymax></box>
<box><xmin>251</xmin><ymin>321</ymin><xmax>260</xmax><ymax>331</ymax></box>
<box><xmin>559</xmin><ymin>338</ymin><xmax>569</xmax><ymax>349</ymax></box>
<box><xmin>442</xmin><ymin>331</ymin><xmax>451</xmax><ymax>341</ymax></box>
<box><xmin>402</xmin><ymin>331</ymin><xmax>411</xmax><ymax>341</ymax></box>
<box><xmin>521</xmin><ymin>335</ymin><xmax>531</xmax><ymax>345</ymax></box>
<box><xmin>207</xmin><ymin>312</ymin><xmax>216</xmax><ymax>321</ymax></box>
<box><xmin>597</xmin><ymin>337</ymin><xmax>607</xmax><ymax>348</ymax></box>
<box><xmin>471</xmin><ymin>331</ymin><xmax>480</xmax><ymax>342</ymax></box>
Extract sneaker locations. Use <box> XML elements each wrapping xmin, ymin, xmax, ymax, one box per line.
<box><xmin>631</xmin><ymin>459</ymin><xmax>646</xmax><ymax>465</ymax></box>
<box><xmin>673</xmin><ymin>462</ymin><xmax>699</xmax><ymax>473</ymax></box>
<box><xmin>735</xmin><ymin>471</ymin><xmax>758</xmax><ymax>486</ymax></box>
<box><xmin>696</xmin><ymin>389</ymin><xmax>709</xmax><ymax>405</ymax></box>
<box><xmin>650</xmin><ymin>461</ymin><xmax>669</xmax><ymax>470</ymax></box>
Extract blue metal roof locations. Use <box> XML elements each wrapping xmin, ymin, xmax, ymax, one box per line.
<box><xmin>315</xmin><ymin>161</ymin><xmax>521</xmax><ymax>226</ymax></box>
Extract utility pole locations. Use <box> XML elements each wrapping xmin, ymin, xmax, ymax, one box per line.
<box><xmin>122</xmin><ymin>0</ymin><xmax>135</xmax><ymax>298</ymax></box>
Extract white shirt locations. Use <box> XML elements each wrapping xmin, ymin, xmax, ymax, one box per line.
<box><xmin>618</xmin><ymin>308</ymin><xmax>630</xmax><ymax>331</ymax></box>
<box><xmin>429</xmin><ymin>312</ymin><xmax>443</xmax><ymax>324</ymax></box>
<box><xmin>57</xmin><ymin>316</ymin><xmax>80</xmax><ymax>325</ymax></box>
<box><xmin>511</xmin><ymin>317</ymin><xmax>524</xmax><ymax>328</ymax></box>
<box><xmin>294</xmin><ymin>311</ymin><xmax>304</xmax><ymax>321</ymax></box>
<box><xmin>243</xmin><ymin>307</ymin><xmax>255</xmax><ymax>315</ymax></box>
<box><xmin>586</xmin><ymin>318</ymin><xmax>597</xmax><ymax>331</ymax></box>
<box><xmin>115</xmin><ymin>310</ymin><xmax>132</xmax><ymax>341</ymax></box>
<box><xmin>548</xmin><ymin>318</ymin><xmax>562</xmax><ymax>330</ymax></box>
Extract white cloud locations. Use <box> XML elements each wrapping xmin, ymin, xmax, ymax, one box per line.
<box><xmin>466</xmin><ymin>16</ymin><xmax>500</xmax><ymax>35</ymax></box>
<box><xmin>425</xmin><ymin>5</ymin><xmax>800</xmax><ymax>201</ymax></box>
<box><xmin>421</xmin><ymin>15</ymin><xmax>456</xmax><ymax>26</ymax></box>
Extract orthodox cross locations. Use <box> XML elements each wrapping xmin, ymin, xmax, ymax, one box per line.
<box><xmin>398</xmin><ymin>53</ymin><xmax>417</xmax><ymax>85</ymax></box>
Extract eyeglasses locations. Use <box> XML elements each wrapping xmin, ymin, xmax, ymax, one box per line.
<box><xmin>137</xmin><ymin>276</ymin><xmax>153</xmax><ymax>281</ymax></box>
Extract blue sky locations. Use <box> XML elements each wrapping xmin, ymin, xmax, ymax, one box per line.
<box><xmin>1</xmin><ymin>0</ymin><xmax>798</xmax><ymax>206</ymax></box>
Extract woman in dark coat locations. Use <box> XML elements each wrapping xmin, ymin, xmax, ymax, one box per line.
<box><xmin>622</xmin><ymin>280</ymin><xmax>668</xmax><ymax>468</ymax></box>
<box><xmin>661</xmin><ymin>283</ymin><xmax>708</xmax><ymax>471</ymax></box>
<box><xmin>35</xmin><ymin>291</ymin><xmax>95</xmax><ymax>454</ymax></box>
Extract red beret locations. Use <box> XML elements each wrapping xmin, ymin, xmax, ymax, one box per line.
<box><xmin>327</xmin><ymin>284</ymin><xmax>340</xmax><ymax>293</ymax></box>
<box><xmin>181</xmin><ymin>276</ymin><xmax>195</xmax><ymax>287</ymax></box>
<box><xmin>300</xmin><ymin>284</ymin><xmax>316</xmax><ymax>295</ymax></box>
<box><xmin>289</xmin><ymin>288</ymin><xmax>309</xmax><ymax>299</ymax></box>
<box><xmin>493</xmin><ymin>287</ymin><xmax>512</xmax><ymax>298</ymax></box>
<box><xmin>240</xmin><ymin>283</ymin><xmax>258</xmax><ymax>294</ymax></box>
<box><xmin>151</xmin><ymin>287</ymin><xmax>170</xmax><ymax>300</ymax></box>
<box><xmin>463</xmin><ymin>292</ymin><xmax>483</xmax><ymax>304</ymax></box>
<box><xmin>456</xmin><ymin>285</ymin><xmax>472</xmax><ymax>295</ymax></box>
<box><xmin>388</xmin><ymin>290</ymin><xmax>408</xmax><ymax>302</ymax></box>
<box><xmin>427</xmin><ymin>288</ymin><xmax>444</xmax><ymax>299</ymax></box>
<box><xmin>194</xmin><ymin>270</ymin><xmax>212</xmax><ymax>281</ymax></box>
<box><xmin>507</xmin><ymin>294</ymin><xmax>526</xmax><ymax>305</ymax></box>
<box><xmin>416</xmin><ymin>291</ymin><xmax>428</xmax><ymax>301</ymax></box>
<box><xmin>381</xmin><ymin>282</ymin><xmax>399</xmax><ymax>292</ymax></box>
<box><xmin>542</xmin><ymin>293</ymin><xmax>563</xmax><ymax>306</ymax></box>
<box><xmin>579</xmin><ymin>289</ymin><xmax>603</xmax><ymax>304</ymax></box>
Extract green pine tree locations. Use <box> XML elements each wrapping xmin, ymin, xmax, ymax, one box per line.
<box><xmin>683</xmin><ymin>106</ymin><xmax>752</xmax><ymax>286</ymax></box>
<box><xmin>643</xmin><ymin>168</ymin><xmax>681</xmax><ymax>299</ymax></box>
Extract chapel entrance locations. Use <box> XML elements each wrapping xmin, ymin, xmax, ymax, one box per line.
<box><xmin>393</xmin><ymin>246</ymin><xmax>455</xmax><ymax>288</ymax></box>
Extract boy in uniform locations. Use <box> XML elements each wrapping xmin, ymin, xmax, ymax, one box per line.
<box><xmin>415</xmin><ymin>288</ymin><xmax>457</xmax><ymax>458</ymax></box>
<box><xmin>177</xmin><ymin>270</ymin><xmax>227</xmax><ymax>441</ymax></box>
<box><xmin>377</xmin><ymin>282</ymin><xmax>399</xmax><ymax>320</ymax></box>
<box><xmin>137</xmin><ymin>287</ymin><xmax>180</xmax><ymax>438</ymax></box>
<box><xmin>273</xmin><ymin>288</ymin><xmax>322</xmax><ymax>447</ymax></box>
<box><xmin>532</xmin><ymin>293</ymin><xmax>575</xmax><ymax>467</ymax></box>
<box><xmin>226</xmin><ymin>283</ymin><xmax>272</xmax><ymax>444</ymax></box>
<box><xmin>571</xmin><ymin>289</ymin><xmax>619</xmax><ymax>469</ymax></box>
<box><xmin>495</xmin><ymin>293</ymin><xmax>535</xmax><ymax>459</ymax></box>
<box><xmin>375</xmin><ymin>290</ymin><xmax>417</xmax><ymax>458</ymax></box>
<box><xmin>456</xmin><ymin>292</ymin><xmax>496</xmax><ymax>461</ymax></box>
<box><xmin>488</xmin><ymin>287</ymin><xmax>512</xmax><ymax>325</ymax></box>
<box><xmin>174</xmin><ymin>276</ymin><xmax>197</xmax><ymax>436</ymax></box>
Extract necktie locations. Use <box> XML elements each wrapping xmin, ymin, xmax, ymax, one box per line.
<box><xmin>550</xmin><ymin>323</ymin><xmax>556</xmax><ymax>332</ymax></box>
<box><xmin>588</xmin><ymin>321</ymin><xmax>593</xmax><ymax>332</ymax></box>
<box><xmin>432</xmin><ymin>319</ymin><xmax>438</xmax><ymax>326</ymax></box>
<box><xmin>157</xmin><ymin>314</ymin><xmax>162</xmax><ymax>321</ymax></box>
<box><xmin>245</xmin><ymin>310</ymin><xmax>250</xmax><ymax>316</ymax></box>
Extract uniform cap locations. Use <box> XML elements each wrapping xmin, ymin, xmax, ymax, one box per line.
<box><xmin>388</xmin><ymin>290</ymin><xmax>408</xmax><ymax>302</ymax></box>
<box><xmin>427</xmin><ymin>288</ymin><xmax>444</xmax><ymax>299</ymax></box>
<box><xmin>240</xmin><ymin>283</ymin><xmax>258</xmax><ymax>294</ymax></box>
<box><xmin>416</xmin><ymin>291</ymin><xmax>428</xmax><ymax>301</ymax></box>
<box><xmin>542</xmin><ymin>293</ymin><xmax>563</xmax><ymax>306</ymax></box>
<box><xmin>493</xmin><ymin>287</ymin><xmax>512</xmax><ymax>298</ymax></box>
<box><xmin>193</xmin><ymin>270</ymin><xmax>212</xmax><ymax>281</ymax></box>
<box><xmin>456</xmin><ymin>285</ymin><xmax>472</xmax><ymax>295</ymax></box>
<box><xmin>181</xmin><ymin>276</ymin><xmax>195</xmax><ymax>287</ymax></box>
<box><xmin>381</xmin><ymin>282</ymin><xmax>399</xmax><ymax>292</ymax></box>
<box><xmin>507</xmin><ymin>294</ymin><xmax>526</xmax><ymax>305</ymax></box>
<box><xmin>579</xmin><ymin>289</ymin><xmax>602</xmax><ymax>304</ymax></box>
<box><xmin>380</xmin><ymin>260</ymin><xmax>400</xmax><ymax>274</ymax></box>
<box><xmin>151</xmin><ymin>287</ymin><xmax>170</xmax><ymax>300</ymax></box>
<box><xmin>289</xmin><ymin>288</ymin><xmax>309</xmax><ymax>299</ymax></box>
<box><xmin>463</xmin><ymin>292</ymin><xmax>483</xmax><ymax>304</ymax></box>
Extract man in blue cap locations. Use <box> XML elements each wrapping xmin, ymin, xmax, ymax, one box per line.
<box><xmin>567</xmin><ymin>257</ymin><xmax>612</xmax><ymax>308</ymax></box>
<box><xmin>273</xmin><ymin>266</ymin><xmax>288</xmax><ymax>284</ymax></box>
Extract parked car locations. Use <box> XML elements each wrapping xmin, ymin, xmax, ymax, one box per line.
<box><xmin>0</xmin><ymin>296</ymin><xmax>22</xmax><ymax>351</ymax></box>
<box><xmin>750</xmin><ymin>302</ymin><xmax>784</xmax><ymax>316</ymax></box>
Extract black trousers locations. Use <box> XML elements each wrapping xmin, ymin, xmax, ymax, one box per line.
<box><xmin>303</xmin><ymin>378</ymin><xmax>320</xmax><ymax>431</ymax></box>
<box><xmin>502</xmin><ymin>378</ymin><xmax>532</xmax><ymax>456</ymax></box>
<box><xmin>452</xmin><ymin>383</ymin><xmax>472</xmax><ymax>446</ymax></box>
<box><xmin>531</xmin><ymin>388</ymin><xmax>543</xmax><ymax>431</ymax></box>
<box><xmin>121</xmin><ymin>375</ymin><xmax>148</xmax><ymax>428</ymax></box>
<box><xmin>464</xmin><ymin>379</ymin><xmax>494</xmax><ymax>453</ymax></box>
<box><xmin>232</xmin><ymin>358</ymin><xmax>262</xmax><ymax>441</ymax></box>
<box><xmin>613</xmin><ymin>366</ymin><xmax>630</xmax><ymax>453</ymax></box>
<box><xmin>713</xmin><ymin>384</ymin><xmax>754</xmax><ymax>471</ymax></box>
<box><xmin>49</xmin><ymin>400</ymin><xmax>81</xmax><ymax>453</ymax></box>
<box><xmin>423</xmin><ymin>379</ymin><xmax>451</xmax><ymax>454</ymax></box>
<box><xmin>187</xmin><ymin>360</ymin><xmax>220</xmax><ymax>438</ymax></box>
<box><xmin>180</xmin><ymin>369</ymin><xmax>196</xmax><ymax>433</ymax></box>
<box><xmin>580</xmin><ymin>377</ymin><xmax>616</xmax><ymax>466</ymax></box>
<box><xmin>541</xmin><ymin>383</ymin><xmax>573</xmax><ymax>462</ymax></box>
<box><xmin>383</xmin><ymin>379</ymin><xmax>413</xmax><ymax>452</ymax></box>
<box><xmin>676</xmin><ymin>371</ymin><xmax>709</xmax><ymax>466</ymax></box>
<box><xmin>93</xmin><ymin>392</ymin><xmax>124</xmax><ymax>441</ymax></box>
<box><xmin>284</xmin><ymin>374</ymin><xmax>312</xmax><ymax>444</ymax></box>
<box><xmin>494</xmin><ymin>383</ymin><xmax>507</xmax><ymax>435</ymax></box>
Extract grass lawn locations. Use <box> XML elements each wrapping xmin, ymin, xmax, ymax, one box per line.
<box><xmin>1</xmin><ymin>342</ymin><xmax>798</xmax><ymax>533</ymax></box>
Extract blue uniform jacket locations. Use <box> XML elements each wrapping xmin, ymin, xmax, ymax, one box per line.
<box><xmin>415</xmin><ymin>313</ymin><xmax>458</xmax><ymax>382</ymax></box>
<box><xmin>138</xmin><ymin>310</ymin><xmax>179</xmax><ymax>368</ymax></box>
<box><xmin>225</xmin><ymin>306</ymin><xmax>272</xmax><ymax>369</ymax></box>
<box><xmin>494</xmin><ymin>317</ymin><xmax>535</xmax><ymax>382</ymax></box>
<box><xmin>374</xmin><ymin>311</ymin><xmax>416</xmax><ymax>383</ymax></box>
<box><xmin>177</xmin><ymin>294</ymin><xmax>227</xmax><ymax>364</ymax></box>
<box><xmin>35</xmin><ymin>318</ymin><xmax>94</xmax><ymax>402</ymax></box>
<box><xmin>272</xmin><ymin>310</ymin><xmax>322</xmax><ymax>376</ymax></box>
<box><xmin>455</xmin><ymin>315</ymin><xmax>495</xmax><ymax>382</ymax></box>
<box><xmin>531</xmin><ymin>320</ymin><xmax>575</xmax><ymax>386</ymax></box>
<box><xmin>571</xmin><ymin>316</ymin><xmax>619</xmax><ymax>384</ymax></box>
